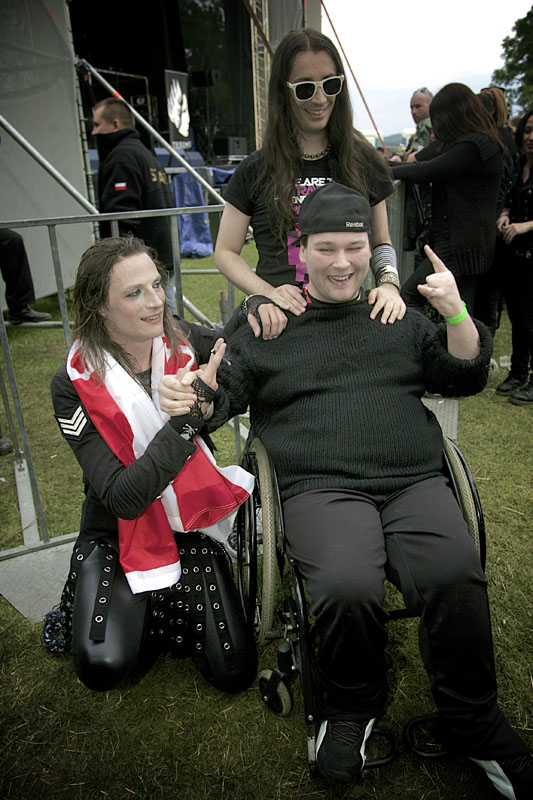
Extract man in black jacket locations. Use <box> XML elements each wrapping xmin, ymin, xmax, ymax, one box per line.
<box><xmin>92</xmin><ymin>98</ymin><xmax>175</xmax><ymax>308</ymax></box>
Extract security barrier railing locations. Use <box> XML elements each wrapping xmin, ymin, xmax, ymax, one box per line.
<box><xmin>0</xmin><ymin>203</ymin><xmax>235</xmax><ymax>561</ymax></box>
<box><xmin>0</xmin><ymin>184</ymin><xmax>411</xmax><ymax>561</ymax></box>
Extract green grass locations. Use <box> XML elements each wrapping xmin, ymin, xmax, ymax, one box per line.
<box><xmin>1</xmin><ymin>254</ymin><xmax>532</xmax><ymax>799</ymax></box>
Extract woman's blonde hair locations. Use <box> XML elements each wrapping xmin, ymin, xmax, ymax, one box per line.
<box><xmin>479</xmin><ymin>87</ymin><xmax>509</xmax><ymax>128</ymax></box>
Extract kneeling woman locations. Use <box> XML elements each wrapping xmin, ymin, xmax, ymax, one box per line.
<box><xmin>45</xmin><ymin>236</ymin><xmax>256</xmax><ymax>693</ymax></box>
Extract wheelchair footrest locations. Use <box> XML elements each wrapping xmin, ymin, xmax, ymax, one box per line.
<box><xmin>403</xmin><ymin>713</ymin><xmax>449</xmax><ymax>759</ymax></box>
<box><xmin>363</xmin><ymin>728</ymin><xmax>397</xmax><ymax>769</ymax></box>
<box><xmin>305</xmin><ymin>725</ymin><xmax>396</xmax><ymax>776</ymax></box>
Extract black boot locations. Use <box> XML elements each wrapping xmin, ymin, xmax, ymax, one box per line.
<box><xmin>509</xmin><ymin>381</ymin><xmax>533</xmax><ymax>406</ymax></box>
<box><xmin>496</xmin><ymin>373</ymin><xmax>528</xmax><ymax>396</ymax></box>
<box><xmin>8</xmin><ymin>306</ymin><xmax>52</xmax><ymax>324</ymax></box>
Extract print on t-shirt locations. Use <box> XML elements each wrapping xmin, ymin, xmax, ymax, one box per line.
<box><xmin>288</xmin><ymin>175</ymin><xmax>333</xmax><ymax>283</ymax></box>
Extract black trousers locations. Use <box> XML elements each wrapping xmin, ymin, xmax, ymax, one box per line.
<box><xmin>0</xmin><ymin>229</ymin><xmax>36</xmax><ymax>312</ymax></box>
<box><xmin>71</xmin><ymin>535</ymin><xmax>257</xmax><ymax>694</ymax></box>
<box><xmin>501</xmin><ymin>251</ymin><xmax>533</xmax><ymax>379</ymax></box>
<box><xmin>473</xmin><ymin>237</ymin><xmax>508</xmax><ymax>336</ymax></box>
<box><xmin>283</xmin><ymin>477</ymin><xmax>527</xmax><ymax>759</ymax></box>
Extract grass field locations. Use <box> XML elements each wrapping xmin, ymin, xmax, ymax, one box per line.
<box><xmin>1</xmin><ymin>248</ymin><xmax>532</xmax><ymax>799</ymax></box>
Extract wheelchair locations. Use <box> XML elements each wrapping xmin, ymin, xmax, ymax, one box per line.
<box><xmin>234</xmin><ymin>435</ymin><xmax>486</xmax><ymax>774</ymax></box>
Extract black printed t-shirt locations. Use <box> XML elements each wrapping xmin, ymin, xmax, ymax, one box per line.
<box><xmin>223</xmin><ymin>150</ymin><xmax>394</xmax><ymax>286</ymax></box>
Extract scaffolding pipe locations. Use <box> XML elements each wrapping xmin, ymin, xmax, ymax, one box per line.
<box><xmin>241</xmin><ymin>0</ymin><xmax>273</xmax><ymax>56</ymax></box>
<box><xmin>0</xmin><ymin>114</ymin><xmax>99</xmax><ymax>214</ymax></box>
<box><xmin>79</xmin><ymin>59</ymin><xmax>226</xmax><ymax>206</ymax></box>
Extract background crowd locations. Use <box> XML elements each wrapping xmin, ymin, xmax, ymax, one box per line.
<box><xmin>389</xmin><ymin>85</ymin><xmax>533</xmax><ymax>406</ymax></box>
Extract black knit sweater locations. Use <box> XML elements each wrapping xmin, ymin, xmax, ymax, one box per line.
<box><xmin>219</xmin><ymin>298</ymin><xmax>492</xmax><ymax>500</ymax></box>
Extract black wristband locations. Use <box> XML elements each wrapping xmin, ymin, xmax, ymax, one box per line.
<box><xmin>241</xmin><ymin>294</ymin><xmax>281</xmax><ymax>321</ymax></box>
<box><xmin>190</xmin><ymin>377</ymin><xmax>216</xmax><ymax>417</ymax></box>
<box><xmin>169</xmin><ymin>414</ymin><xmax>203</xmax><ymax>441</ymax></box>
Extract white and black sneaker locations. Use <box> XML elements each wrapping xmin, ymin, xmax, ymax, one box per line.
<box><xmin>470</xmin><ymin>752</ymin><xmax>533</xmax><ymax>799</ymax></box>
<box><xmin>316</xmin><ymin>718</ymin><xmax>375</xmax><ymax>783</ymax></box>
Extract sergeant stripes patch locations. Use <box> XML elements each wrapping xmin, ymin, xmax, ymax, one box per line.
<box><xmin>56</xmin><ymin>405</ymin><xmax>88</xmax><ymax>438</ymax></box>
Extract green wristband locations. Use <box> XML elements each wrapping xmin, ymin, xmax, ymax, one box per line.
<box><xmin>445</xmin><ymin>301</ymin><xmax>468</xmax><ymax>325</ymax></box>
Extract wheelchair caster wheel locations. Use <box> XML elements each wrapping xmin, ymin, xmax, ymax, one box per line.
<box><xmin>258</xmin><ymin>668</ymin><xmax>293</xmax><ymax>717</ymax></box>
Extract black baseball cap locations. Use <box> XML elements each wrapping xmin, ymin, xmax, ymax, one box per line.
<box><xmin>298</xmin><ymin>181</ymin><xmax>372</xmax><ymax>236</ymax></box>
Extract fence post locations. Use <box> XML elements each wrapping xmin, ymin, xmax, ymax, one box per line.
<box><xmin>47</xmin><ymin>225</ymin><xmax>72</xmax><ymax>349</ymax></box>
<box><xmin>170</xmin><ymin>215</ymin><xmax>185</xmax><ymax>319</ymax></box>
<box><xmin>0</xmin><ymin>313</ymin><xmax>49</xmax><ymax>543</ymax></box>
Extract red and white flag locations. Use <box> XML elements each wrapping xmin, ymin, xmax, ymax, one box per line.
<box><xmin>67</xmin><ymin>336</ymin><xmax>253</xmax><ymax>593</ymax></box>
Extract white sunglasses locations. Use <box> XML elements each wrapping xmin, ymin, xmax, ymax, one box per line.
<box><xmin>286</xmin><ymin>75</ymin><xmax>345</xmax><ymax>102</ymax></box>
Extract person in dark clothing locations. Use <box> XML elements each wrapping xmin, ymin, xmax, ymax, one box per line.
<box><xmin>160</xmin><ymin>182</ymin><xmax>533</xmax><ymax>797</ymax></box>
<box><xmin>479</xmin><ymin>87</ymin><xmax>519</xmax><ymax>213</ymax></box>
<box><xmin>391</xmin><ymin>83</ymin><xmax>503</xmax><ymax>316</ymax></box>
<box><xmin>475</xmin><ymin>87</ymin><xmax>520</xmax><ymax>334</ymax></box>
<box><xmin>495</xmin><ymin>109</ymin><xmax>533</xmax><ymax>405</ymax></box>
<box><xmin>92</xmin><ymin>98</ymin><xmax>176</xmax><ymax>310</ymax></box>
<box><xmin>1</xmin><ymin>228</ymin><xmax>51</xmax><ymax>324</ymax></box>
<box><xmin>44</xmin><ymin>235</ymin><xmax>256</xmax><ymax>694</ymax></box>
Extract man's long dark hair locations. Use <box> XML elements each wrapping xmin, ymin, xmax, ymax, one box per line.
<box><xmin>260</xmin><ymin>28</ymin><xmax>391</xmax><ymax>244</ymax></box>
<box><xmin>72</xmin><ymin>236</ymin><xmax>184</xmax><ymax>383</ymax></box>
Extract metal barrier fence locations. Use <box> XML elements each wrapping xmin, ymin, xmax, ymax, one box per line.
<box><xmin>0</xmin><ymin>184</ymin><xmax>411</xmax><ymax>562</ymax></box>
<box><xmin>0</xmin><ymin>203</ymin><xmax>236</xmax><ymax>561</ymax></box>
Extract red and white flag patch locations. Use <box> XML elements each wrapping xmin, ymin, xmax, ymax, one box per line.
<box><xmin>114</xmin><ymin>181</ymin><xmax>127</xmax><ymax>191</ymax></box>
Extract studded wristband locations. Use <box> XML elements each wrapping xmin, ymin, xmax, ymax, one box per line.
<box><xmin>376</xmin><ymin>271</ymin><xmax>400</xmax><ymax>289</ymax></box>
<box><xmin>371</xmin><ymin>243</ymin><xmax>400</xmax><ymax>288</ymax></box>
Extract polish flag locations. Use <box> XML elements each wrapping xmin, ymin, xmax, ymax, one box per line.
<box><xmin>66</xmin><ymin>337</ymin><xmax>253</xmax><ymax>593</ymax></box>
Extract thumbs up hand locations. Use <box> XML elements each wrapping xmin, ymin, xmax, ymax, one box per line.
<box><xmin>158</xmin><ymin>339</ymin><xmax>226</xmax><ymax>418</ymax></box>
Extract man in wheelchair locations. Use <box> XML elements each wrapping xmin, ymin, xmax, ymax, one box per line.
<box><xmin>159</xmin><ymin>182</ymin><xmax>532</xmax><ymax>798</ymax></box>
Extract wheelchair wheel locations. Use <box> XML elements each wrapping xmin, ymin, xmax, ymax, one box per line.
<box><xmin>236</xmin><ymin>438</ymin><xmax>279</xmax><ymax>646</ymax></box>
<box><xmin>442</xmin><ymin>435</ymin><xmax>486</xmax><ymax>569</ymax></box>
<box><xmin>258</xmin><ymin>668</ymin><xmax>293</xmax><ymax>716</ymax></box>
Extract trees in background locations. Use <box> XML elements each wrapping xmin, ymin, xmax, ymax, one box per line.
<box><xmin>492</xmin><ymin>7</ymin><xmax>533</xmax><ymax>114</ymax></box>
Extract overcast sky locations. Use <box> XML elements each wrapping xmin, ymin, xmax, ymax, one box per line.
<box><xmin>321</xmin><ymin>0</ymin><xmax>532</xmax><ymax>138</ymax></box>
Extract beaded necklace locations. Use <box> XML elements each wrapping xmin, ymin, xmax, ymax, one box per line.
<box><xmin>300</xmin><ymin>146</ymin><xmax>330</xmax><ymax>160</ymax></box>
